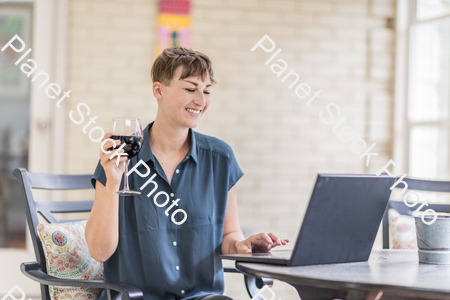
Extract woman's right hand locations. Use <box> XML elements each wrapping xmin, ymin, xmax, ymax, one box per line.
<box><xmin>100</xmin><ymin>131</ymin><xmax>128</xmax><ymax>186</ymax></box>
<box><xmin>87</xmin><ymin>132</ymin><xmax>124</xmax><ymax>262</ymax></box>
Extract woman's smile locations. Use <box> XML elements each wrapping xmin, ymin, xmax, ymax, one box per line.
<box><xmin>186</xmin><ymin>107</ymin><xmax>202</xmax><ymax>117</ymax></box>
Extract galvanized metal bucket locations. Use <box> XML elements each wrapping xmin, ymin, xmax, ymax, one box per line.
<box><xmin>415</xmin><ymin>214</ymin><xmax>450</xmax><ymax>264</ymax></box>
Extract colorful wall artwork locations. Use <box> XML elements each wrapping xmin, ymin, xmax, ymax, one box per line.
<box><xmin>155</xmin><ymin>0</ymin><xmax>191</xmax><ymax>56</ymax></box>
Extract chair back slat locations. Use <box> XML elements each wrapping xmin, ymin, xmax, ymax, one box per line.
<box><xmin>35</xmin><ymin>201</ymin><xmax>93</xmax><ymax>223</ymax></box>
<box><xmin>382</xmin><ymin>177</ymin><xmax>450</xmax><ymax>249</ymax></box>
<box><xmin>36</xmin><ymin>200</ymin><xmax>94</xmax><ymax>213</ymax></box>
<box><xmin>13</xmin><ymin>168</ymin><xmax>95</xmax><ymax>300</ymax></box>
<box><xmin>27</xmin><ymin>172</ymin><xmax>93</xmax><ymax>190</ymax></box>
<box><xmin>404</xmin><ymin>178</ymin><xmax>450</xmax><ymax>193</ymax></box>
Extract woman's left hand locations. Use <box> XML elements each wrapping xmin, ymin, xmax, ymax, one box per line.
<box><xmin>235</xmin><ymin>233</ymin><xmax>289</xmax><ymax>254</ymax></box>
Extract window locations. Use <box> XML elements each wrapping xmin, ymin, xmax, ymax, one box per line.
<box><xmin>0</xmin><ymin>3</ymin><xmax>33</xmax><ymax>249</ymax></box>
<box><xmin>395</xmin><ymin>0</ymin><xmax>450</xmax><ymax>180</ymax></box>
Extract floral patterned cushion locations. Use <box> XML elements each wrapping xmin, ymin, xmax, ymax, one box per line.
<box><xmin>388</xmin><ymin>209</ymin><xmax>418</xmax><ymax>249</ymax></box>
<box><xmin>37</xmin><ymin>220</ymin><xmax>104</xmax><ymax>300</ymax></box>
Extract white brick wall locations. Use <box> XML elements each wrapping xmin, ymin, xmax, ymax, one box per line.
<box><xmin>66</xmin><ymin>0</ymin><xmax>396</xmax><ymax>299</ymax></box>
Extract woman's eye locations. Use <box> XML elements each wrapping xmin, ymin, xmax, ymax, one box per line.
<box><xmin>185</xmin><ymin>89</ymin><xmax>195</xmax><ymax>93</ymax></box>
<box><xmin>204</xmin><ymin>91</ymin><xmax>211</xmax><ymax>95</ymax></box>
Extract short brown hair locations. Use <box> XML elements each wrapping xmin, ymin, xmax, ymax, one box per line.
<box><xmin>151</xmin><ymin>47</ymin><xmax>216</xmax><ymax>86</ymax></box>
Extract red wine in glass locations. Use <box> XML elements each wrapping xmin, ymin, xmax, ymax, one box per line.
<box><xmin>109</xmin><ymin>135</ymin><xmax>144</xmax><ymax>159</ymax></box>
<box><xmin>110</xmin><ymin>118</ymin><xmax>143</xmax><ymax>195</ymax></box>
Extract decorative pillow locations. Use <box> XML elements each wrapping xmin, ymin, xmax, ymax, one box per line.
<box><xmin>37</xmin><ymin>220</ymin><xmax>104</xmax><ymax>300</ymax></box>
<box><xmin>388</xmin><ymin>209</ymin><xmax>417</xmax><ymax>249</ymax></box>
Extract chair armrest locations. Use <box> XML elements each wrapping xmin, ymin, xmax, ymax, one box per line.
<box><xmin>21</xmin><ymin>262</ymin><xmax>143</xmax><ymax>300</ymax></box>
<box><xmin>243</xmin><ymin>274</ymin><xmax>273</xmax><ymax>299</ymax></box>
<box><xmin>225</xmin><ymin>264</ymin><xmax>273</xmax><ymax>299</ymax></box>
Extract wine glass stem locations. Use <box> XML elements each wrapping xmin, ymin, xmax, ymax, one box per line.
<box><xmin>123</xmin><ymin>160</ymin><xmax>130</xmax><ymax>191</ymax></box>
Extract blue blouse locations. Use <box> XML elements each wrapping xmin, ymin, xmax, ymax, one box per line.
<box><xmin>91</xmin><ymin>121</ymin><xmax>244</xmax><ymax>300</ymax></box>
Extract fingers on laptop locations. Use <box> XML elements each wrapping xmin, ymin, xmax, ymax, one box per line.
<box><xmin>266</xmin><ymin>233</ymin><xmax>289</xmax><ymax>246</ymax></box>
<box><xmin>243</xmin><ymin>234</ymin><xmax>272</xmax><ymax>253</ymax></box>
<box><xmin>254</xmin><ymin>233</ymin><xmax>289</xmax><ymax>251</ymax></box>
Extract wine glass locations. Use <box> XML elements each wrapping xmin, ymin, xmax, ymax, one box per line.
<box><xmin>110</xmin><ymin>117</ymin><xmax>144</xmax><ymax>195</ymax></box>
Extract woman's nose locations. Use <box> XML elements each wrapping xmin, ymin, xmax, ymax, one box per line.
<box><xmin>194</xmin><ymin>93</ymin><xmax>206</xmax><ymax>107</ymax></box>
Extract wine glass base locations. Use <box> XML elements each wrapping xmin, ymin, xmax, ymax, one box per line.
<box><xmin>113</xmin><ymin>190</ymin><xmax>141</xmax><ymax>196</ymax></box>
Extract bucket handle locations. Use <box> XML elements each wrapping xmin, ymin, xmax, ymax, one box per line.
<box><xmin>416</xmin><ymin>233</ymin><xmax>450</xmax><ymax>250</ymax></box>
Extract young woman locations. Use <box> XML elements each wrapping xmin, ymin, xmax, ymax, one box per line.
<box><xmin>85</xmin><ymin>47</ymin><xmax>289</xmax><ymax>300</ymax></box>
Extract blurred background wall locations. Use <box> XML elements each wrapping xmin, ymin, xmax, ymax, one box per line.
<box><xmin>65</xmin><ymin>0</ymin><xmax>395</xmax><ymax>298</ymax></box>
<box><xmin>0</xmin><ymin>0</ymin><xmax>399</xmax><ymax>298</ymax></box>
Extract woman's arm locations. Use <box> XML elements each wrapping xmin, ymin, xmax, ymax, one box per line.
<box><xmin>85</xmin><ymin>181</ymin><xmax>120</xmax><ymax>262</ymax></box>
<box><xmin>222</xmin><ymin>185</ymin><xmax>289</xmax><ymax>255</ymax></box>
<box><xmin>85</xmin><ymin>132</ymin><xmax>128</xmax><ymax>263</ymax></box>
<box><xmin>222</xmin><ymin>185</ymin><xmax>246</xmax><ymax>254</ymax></box>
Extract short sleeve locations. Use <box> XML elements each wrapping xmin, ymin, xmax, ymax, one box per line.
<box><xmin>91</xmin><ymin>159</ymin><xmax>107</xmax><ymax>189</ymax></box>
<box><xmin>227</xmin><ymin>147</ymin><xmax>244</xmax><ymax>191</ymax></box>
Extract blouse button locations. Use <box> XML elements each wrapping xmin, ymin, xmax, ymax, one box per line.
<box><xmin>170</xmin><ymin>193</ymin><xmax>174</xmax><ymax>197</ymax></box>
<box><xmin>181</xmin><ymin>290</ymin><xmax>185</xmax><ymax>294</ymax></box>
<box><xmin>176</xmin><ymin>266</ymin><xmax>179</xmax><ymax>270</ymax></box>
<box><xmin>175</xmin><ymin>169</ymin><xmax>180</xmax><ymax>174</ymax></box>
<box><xmin>173</xmin><ymin>241</ymin><xmax>177</xmax><ymax>246</ymax></box>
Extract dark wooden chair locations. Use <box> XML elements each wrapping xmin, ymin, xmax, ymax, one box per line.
<box><xmin>14</xmin><ymin>168</ymin><xmax>272</xmax><ymax>300</ymax></box>
<box><xmin>382</xmin><ymin>177</ymin><xmax>450</xmax><ymax>249</ymax></box>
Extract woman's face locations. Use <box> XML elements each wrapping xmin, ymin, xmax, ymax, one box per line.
<box><xmin>156</xmin><ymin>66</ymin><xmax>212</xmax><ymax>129</ymax></box>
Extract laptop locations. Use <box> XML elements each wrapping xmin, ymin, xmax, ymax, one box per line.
<box><xmin>219</xmin><ymin>174</ymin><xmax>396</xmax><ymax>266</ymax></box>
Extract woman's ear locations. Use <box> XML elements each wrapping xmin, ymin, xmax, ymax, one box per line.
<box><xmin>153</xmin><ymin>82</ymin><xmax>163</xmax><ymax>100</ymax></box>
